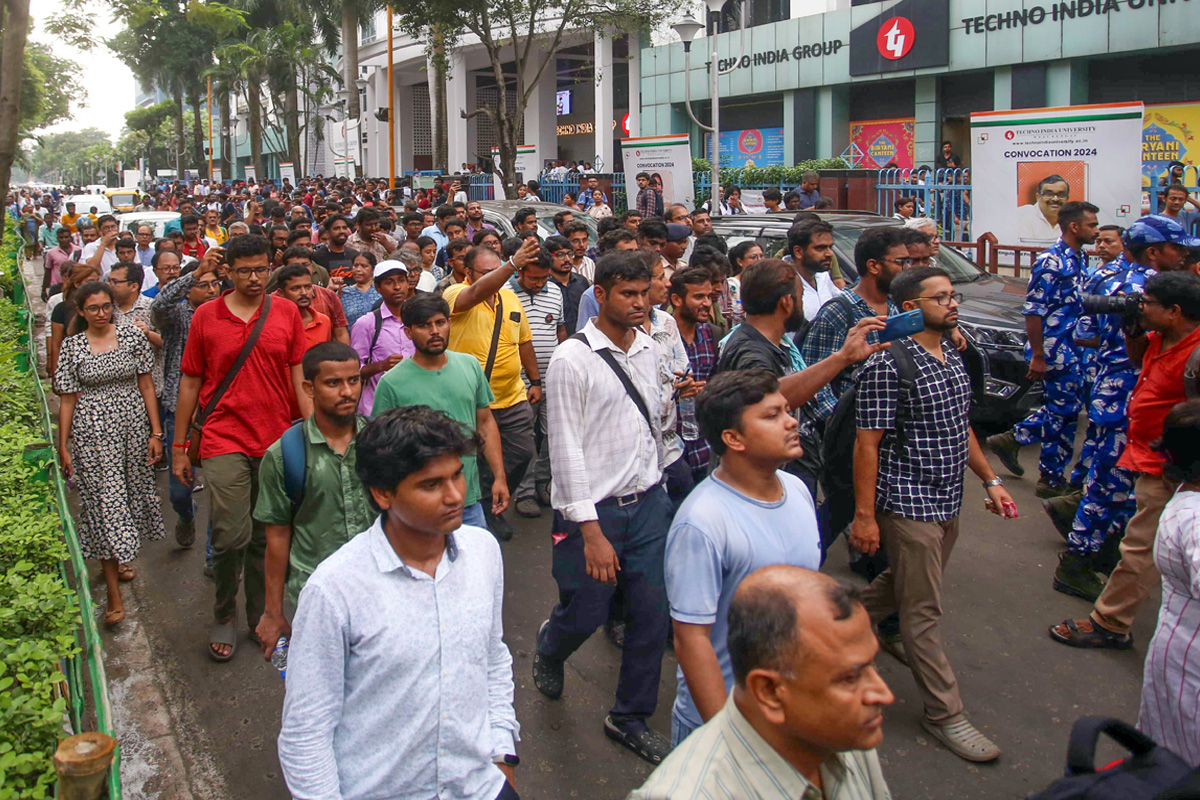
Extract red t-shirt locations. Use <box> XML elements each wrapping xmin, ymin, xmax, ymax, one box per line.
<box><xmin>181</xmin><ymin>291</ymin><xmax>308</xmax><ymax>459</ymax></box>
<box><xmin>1118</xmin><ymin>326</ymin><xmax>1200</xmax><ymax>476</ymax></box>
<box><xmin>181</xmin><ymin>236</ymin><xmax>208</xmax><ymax>259</ymax></box>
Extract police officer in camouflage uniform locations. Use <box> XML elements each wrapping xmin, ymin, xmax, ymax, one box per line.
<box><xmin>988</xmin><ymin>202</ymin><xmax>1100</xmax><ymax>497</ymax></box>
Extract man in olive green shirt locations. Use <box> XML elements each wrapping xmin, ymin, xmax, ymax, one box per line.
<box><xmin>372</xmin><ymin>294</ymin><xmax>509</xmax><ymax>531</ymax></box>
<box><xmin>254</xmin><ymin>342</ymin><xmax>374</xmax><ymax>658</ymax></box>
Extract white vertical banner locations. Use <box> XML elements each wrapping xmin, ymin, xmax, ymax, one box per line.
<box><xmin>244</xmin><ymin>165</ymin><xmax>257</xmax><ymax>183</ymax></box>
<box><xmin>279</xmin><ymin>162</ymin><xmax>297</xmax><ymax>185</ymax></box>
<box><xmin>970</xmin><ymin>102</ymin><xmax>1144</xmax><ymax>247</ymax></box>
<box><xmin>211</xmin><ymin>167</ymin><xmax>223</xmax><ymax>184</ymax></box>
<box><xmin>620</xmin><ymin>134</ymin><xmax>694</xmax><ymax>209</ymax></box>
<box><xmin>492</xmin><ymin>145</ymin><xmax>538</xmax><ymax>197</ymax></box>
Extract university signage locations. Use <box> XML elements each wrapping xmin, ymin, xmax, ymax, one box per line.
<box><xmin>961</xmin><ymin>0</ymin><xmax>1190</xmax><ymax>35</ymax></box>
<box><xmin>849</xmin><ymin>0</ymin><xmax>950</xmax><ymax>76</ymax></box>
<box><xmin>717</xmin><ymin>41</ymin><xmax>845</xmax><ymax>73</ymax></box>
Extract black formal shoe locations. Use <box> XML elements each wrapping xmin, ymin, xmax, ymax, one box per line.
<box><xmin>532</xmin><ymin>620</ymin><xmax>564</xmax><ymax>699</ymax></box>
<box><xmin>604</xmin><ymin>619</ymin><xmax>626</xmax><ymax>650</ymax></box>
<box><xmin>487</xmin><ymin>511</ymin><xmax>514</xmax><ymax>542</ymax></box>
<box><xmin>604</xmin><ymin>716</ymin><xmax>672</xmax><ymax>764</ymax></box>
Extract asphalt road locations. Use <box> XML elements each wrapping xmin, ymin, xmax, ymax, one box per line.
<box><xmin>93</xmin><ymin>431</ymin><xmax>1160</xmax><ymax>800</ymax></box>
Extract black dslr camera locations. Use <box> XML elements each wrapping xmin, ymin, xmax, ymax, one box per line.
<box><xmin>1080</xmin><ymin>292</ymin><xmax>1142</xmax><ymax>320</ymax></box>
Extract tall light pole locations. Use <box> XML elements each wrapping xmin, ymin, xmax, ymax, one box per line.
<box><xmin>674</xmin><ymin>1</ymin><xmax>746</xmax><ymax>216</ymax></box>
<box><xmin>387</xmin><ymin>7</ymin><xmax>396</xmax><ymax>193</ymax></box>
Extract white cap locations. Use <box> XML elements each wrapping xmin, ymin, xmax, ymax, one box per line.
<box><xmin>373</xmin><ymin>260</ymin><xmax>408</xmax><ymax>280</ymax></box>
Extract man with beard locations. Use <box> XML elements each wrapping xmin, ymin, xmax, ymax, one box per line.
<box><xmin>712</xmin><ymin>259</ymin><xmax>885</xmax><ymax>496</ymax></box>
<box><xmin>850</xmin><ymin>267</ymin><xmax>1017</xmax><ymax>762</ymax></box>
<box><xmin>787</xmin><ymin>220</ymin><xmax>838</xmax><ymax>322</ymax></box>
<box><xmin>372</xmin><ymin>294</ymin><xmax>509</xmax><ymax>531</ymax></box>
<box><xmin>311</xmin><ymin>215</ymin><xmax>360</xmax><ymax>283</ymax></box>
<box><xmin>546</xmin><ymin>235</ymin><xmax>591</xmax><ymax>334</ymax></box>
<box><xmin>347</xmin><ymin>207</ymin><xmax>400</xmax><ymax>262</ymax></box>
<box><xmin>464</xmin><ymin>200</ymin><xmax>494</xmax><ymax>241</ymax></box>
<box><xmin>670</xmin><ymin>267</ymin><xmax>718</xmax><ymax>484</ymax></box>
<box><xmin>252</xmin><ymin>342</ymin><xmax>374</xmax><ymax>659</ymax></box>
<box><xmin>275</xmin><ymin>264</ymin><xmax>333</xmax><ymax>348</ymax></box>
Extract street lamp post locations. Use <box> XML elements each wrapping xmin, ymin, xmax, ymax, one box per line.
<box><xmin>673</xmin><ymin>1</ymin><xmax>747</xmax><ymax>216</ymax></box>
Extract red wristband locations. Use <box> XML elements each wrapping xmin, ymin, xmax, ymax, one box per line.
<box><xmin>172</xmin><ymin>443</ymin><xmax>189</xmax><ymax>449</ymax></box>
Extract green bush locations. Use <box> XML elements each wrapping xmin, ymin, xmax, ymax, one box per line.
<box><xmin>691</xmin><ymin>157</ymin><xmax>851</xmax><ymax>195</ymax></box>
<box><xmin>0</xmin><ymin>232</ymin><xmax>81</xmax><ymax>800</ymax></box>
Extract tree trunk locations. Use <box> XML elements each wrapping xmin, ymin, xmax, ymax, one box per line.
<box><xmin>340</xmin><ymin>1</ymin><xmax>360</xmax><ymax>175</ymax></box>
<box><xmin>189</xmin><ymin>86</ymin><xmax>206</xmax><ymax>179</ymax></box>
<box><xmin>285</xmin><ymin>82</ymin><xmax>301</xmax><ymax>170</ymax></box>
<box><xmin>173</xmin><ymin>84</ymin><xmax>186</xmax><ymax>181</ymax></box>
<box><xmin>248</xmin><ymin>83</ymin><xmax>264</xmax><ymax>178</ymax></box>
<box><xmin>0</xmin><ymin>0</ymin><xmax>31</xmax><ymax>241</ymax></box>
<box><xmin>497</xmin><ymin>114</ymin><xmax>518</xmax><ymax>200</ymax></box>
<box><xmin>219</xmin><ymin>89</ymin><xmax>232</xmax><ymax>180</ymax></box>
<box><xmin>431</xmin><ymin>26</ymin><xmax>448</xmax><ymax>173</ymax></box>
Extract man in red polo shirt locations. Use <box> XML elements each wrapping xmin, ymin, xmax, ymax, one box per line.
<box><xmin>173</xmin><ymin>233</ymin><xmax>310</xmax><ymax>662</ymax></box>
<box><xmin>1051</xmin><ymin>269</ymin><xmax>1200</xmax><ymax>649</ymax></box>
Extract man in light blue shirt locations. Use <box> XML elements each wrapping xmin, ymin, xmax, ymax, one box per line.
<box><xmin>666</xmin><ymin>369</ymin><xmax>821</xmax><ymax>746</ymax></box>
<box><xmin>420</xmin><ymin>204</ymin><xmax>458</xmax><ymax>254</ymax></box>
<box><xmin>279</xmin><ymin>405</ymin><xmax>521</xmax><ymax>800</ymax></box>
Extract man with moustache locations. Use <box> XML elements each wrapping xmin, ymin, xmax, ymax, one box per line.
<box><xmin>787</xmin><ymin>220</ymin><xmax>838</xmax><ymax>322</ymax></box>
<box><xmin>669</xmin><ymin>267</ymin><xmax>718</xmax><ymax>484</ymax></box>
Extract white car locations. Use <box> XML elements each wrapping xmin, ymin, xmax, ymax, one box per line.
<box><xmin>117</xmin><ymin>210</ymin><xmax>181</xmax><ymax>238</ymax></box>
<box><xmin>61</xmin><ymin>194</ymin><xmax>113</xmax><ymax>216</ymax></box>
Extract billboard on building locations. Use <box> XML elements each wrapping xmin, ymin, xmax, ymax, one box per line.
<box><xmin>279</xmin><ymin>162</ymin><xmax>297</xmax><ymax>186</ymax></box>
<box><xmin>620</xmin><ymin>134</ymin><xmax>694</xmax><ymax>209</ymax></box>
<box><xmin>244</xmin><ymin>165</ymin><xmax>257</xmax><ymax>183</ymax></box>
<box><xmin>849</xmin><ymin>118</ymin><xmax>915</xmax><ymax>169</ymax></box>
<box><xmin>704</xmin><ymin>128</ymin><xmax>785</xmax><ymax>168</ymax></box>
<box><xmin>849</xmin><ymin>0</ymin><xmax>950</xmax><ymax>76</ymax></box>
<box><xmin>1142</xmin><ymin>102</ymin><xmax>1200</xmax><ymax>187</ymax></box>
<box><xmin>492</xmin><ymin>145</ymin><xmax>538</xmax><ymax>197</ymax></box>
<box><xmin>970</xmin><ymin>102</ymin><xmax>1143</xmax><ymax>247</ymax></box>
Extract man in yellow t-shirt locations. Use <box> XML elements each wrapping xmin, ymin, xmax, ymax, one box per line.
<box><xmin>203</xmin><ymin>208</ymin><xmax>228</xmax><ymax>245</ymax></box>
<box><xmin>60</xmin><ymin>202</ymin><xmax>82</xmax><ymax>234</ymax></box>
<box><xmin>442</xmin><ymin>238</ymin><xmax>542</xmax><ymax>541</ymax></box>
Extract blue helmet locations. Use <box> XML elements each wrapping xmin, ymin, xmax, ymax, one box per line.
<box><xmin>1122</xmin><ymin>215</ymin><xmax>1200</xmax><ymax>251</ymax></box>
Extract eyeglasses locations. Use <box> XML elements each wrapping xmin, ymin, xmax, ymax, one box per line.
<box><xmin>232</xmin><ymin>267</ymin><xmax>271</xmax><ymax>278</ymax></box>
<box><xmin>193</xmin><ymin>280</ymin><xmax>221</xmax><ymax>290</ymax></box>
<box><xmin>156</xmin><ymin>264</ymin><xmax>181</xmax><ymax>274</ymax></box>
<box><xmin>913</xmin><ymin>292</ymin><xmax>964</xmax><ymax>307</ymax></box>
<box><xmin>82</xmin><ymin>303</ymin><xmax>114</xmax><ymax>314</ymax></box>
<box><xmin>1039</xmin><ymin>190</ymin><xmax>1070</xmax><ymax>200</ymax></box>
<box><xmin>107</xmin><ymin>278</ymin><xmax>135</xmax><ymax>286</ymax></box>
<box><xmin>882</xmin><ymin>257</ymin><xmax>914</xmax><ymax>268</ymax></box>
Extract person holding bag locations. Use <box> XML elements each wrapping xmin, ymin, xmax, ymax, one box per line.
<box><xmin>173</xmin><ymin>234</ymin><xmax>310</xmax><ymax>662</ymax></box>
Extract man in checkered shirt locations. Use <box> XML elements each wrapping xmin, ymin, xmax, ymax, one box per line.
<box><xmin>849</xmin><ymin>266</ymin><xmax>1018</xmax><ymax>764</ymax></box>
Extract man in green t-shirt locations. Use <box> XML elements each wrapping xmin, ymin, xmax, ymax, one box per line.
<box><xmin>253</xmin><ymin>341</ymin><xmax>375</xmax><ymax>659</ymax></box>
<box><xmin>372</xmin><ymin>294</ymin><xmax>509</xmax><ymax>530</ymax></box>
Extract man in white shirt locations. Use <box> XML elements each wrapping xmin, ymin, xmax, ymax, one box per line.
<box><xmin>1015</xmin><ymin>174</ymin><xmax>1070</xmax><ymax>245</ymax></box>
<box><xmin>534</xmin><ymin>251</ymin><xmax>675</xmax><ymax>765</ymax></box>
<box><xmin>788</xmin><ymin>219</ymin><xmax>838</xmax><ymax>321</ymax></box>
<box><xmin>81</xmin><ymin>214</ymin><xmax>122</xmax><ymax>277</ymax></box>
<box><xmin>279</xmin><ymin>406</ymin><xmax>521</xmax><ymax>800</ymax></box>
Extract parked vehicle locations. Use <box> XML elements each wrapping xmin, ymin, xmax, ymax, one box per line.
<box><xmin>117</xmin><ymin>211</ymin><xmax>180</xmax><ymax>238</ymax></box>
<box><xmin>60</xmin><ymin>194</ymin><xmax>112</xmax><ymax>216</ymax></box>
<box><xmin>105</xmin><ymin>189</ymin><xmax>140</xmax><ymax>213</ymax></box>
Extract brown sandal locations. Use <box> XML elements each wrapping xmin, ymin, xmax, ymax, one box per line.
<box><xmin>1048</xmin><ymin>618</ymin><xmax>1133</xmax><ymax>650</ymax></box>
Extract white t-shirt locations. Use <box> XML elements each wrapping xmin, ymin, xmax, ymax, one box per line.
<box><xmin>800</xmin><ymin>270</ymin><xmax>838</xmax><ymax>322</ymax></box>
<box><xmin>1015</xmin><ymin>203</ymin><xmax>1060</xmax><ymax>246</ymax></box>
<box><xmin>80</xmin><ymin>241</ymin><xmax>119</xmax><ymax>277</ymax></box>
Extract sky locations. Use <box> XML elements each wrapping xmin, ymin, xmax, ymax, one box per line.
<box><xmin>32</xmin><ymin>1</ymin><xmax>136</xmax><ymax>141</ymax></box>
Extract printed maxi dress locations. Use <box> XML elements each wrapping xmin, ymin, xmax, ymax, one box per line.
<box><xmin>54</xmin><ymin>323</ymin><xmax>165</xmax><ymax>561</ymax></box>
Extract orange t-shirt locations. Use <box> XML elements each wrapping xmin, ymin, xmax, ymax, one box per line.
<box><xmin>303</xmin><ymin>309</ymin><xmax>333</xmax><ymax>349</ymax></box>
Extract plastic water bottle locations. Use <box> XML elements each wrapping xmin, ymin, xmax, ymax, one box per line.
<box><xmin>678</xmin><ymin>397</ymin><xmax>700</xmax><ymax>441</ymax></box>
<box><xmin>271</xmin><ymin>636</ymin><xmax>289</xmax><ymax>679</ymax></box>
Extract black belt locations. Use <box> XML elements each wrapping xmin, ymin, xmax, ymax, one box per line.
<box><xmin>596</xmin><ymin>486</ymin><xmax>659</xmax><ymax>508</ymax></box>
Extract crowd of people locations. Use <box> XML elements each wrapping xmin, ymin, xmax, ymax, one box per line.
<box><xmin>21</xmin><ymin>171</ymin><xmax>1200</xmax><ymax>799</ymax></box>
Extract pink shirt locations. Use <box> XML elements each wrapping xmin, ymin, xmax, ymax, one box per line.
<box><xmin>44</xmin><ymin>246</ymin><xmax>79</xmax><ymax>287</ymax></box>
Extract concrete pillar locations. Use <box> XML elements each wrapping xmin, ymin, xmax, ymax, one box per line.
<box><xmin>993</xmin><ymin>66</ymin><xmax>1012</xmax><ymax>112</ymax></box>
<box><xmin>523</xmin><ymin>54</ymin><xmax>557</xmax><ymax>162</ymax></box>
<box><xmin>594</xmin><ymin>33</ymin><xmax>615</xmax><ymax>172</ymax></box>
<box><xmin>398</xmin><ymin>82</ymin><xmax>415</xmax><ymax>173</ymax></box>
<box><xmin>626</xmin><ymin>34</ymin><xmax>641</xmax><ymax>138</ymax></box>
<box><xmin>782</xmin><ymin>91</ymin><xmax>795</xmax><ymax>165</ymax></box>
<box><xmin>815</xmin><ymin>86</ymin><xmax>848</xmax><ymax>160</ymax></box>
<box><xmin>913</xmin><ymin>76</ymin><xmax>939</xmax><ymax>167</ymax></box>
<box><xmin>446</xmin><ymin>51</ymin><xmax>469</xmax><ymax>172</ymax></box>
<box><xmin>1046</xmin><ymin>60</ymin><xmax>1088</xmax><ymax>107</ymax></box>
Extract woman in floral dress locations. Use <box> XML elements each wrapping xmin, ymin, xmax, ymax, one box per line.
<box><xmin>55</xmin><ymin>281</ymin><xmax>165</xmax><ymax>626</ymax></box>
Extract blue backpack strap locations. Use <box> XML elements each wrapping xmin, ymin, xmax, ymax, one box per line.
<box><xmin>280</xmin><ymin>421</ymin><xmax>307</xmax><ymax>514</ymax></box>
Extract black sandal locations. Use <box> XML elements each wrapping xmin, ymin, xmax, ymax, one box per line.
<box><xmin>1048</xmin><ymin>618</ymin><xmax>1133</xmax><ymax>650</ymax></box>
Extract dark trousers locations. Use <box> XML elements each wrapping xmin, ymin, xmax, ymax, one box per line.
<box><xmin>539</xmin><ymin>487</ymin><xmax>672</xmax><ymax>722</ymax></box>
<box><xmin>479</xmin><ymin>401</ymin><xmax>535</xmax><ymax>508</ymax></box>
<box><xmin>160</xmin><ymin>403</ymin><xmax>195</xmax><ymax>521</ymax></box>
<box><xmin>495</xmin><ymin>780</ymin><xmax>520</xmax><ymax>800</ymax></box>
<box><xmin>662</xmin><ymin>454</ymin><xmax>695</xmax><ymax>514</ymax></box>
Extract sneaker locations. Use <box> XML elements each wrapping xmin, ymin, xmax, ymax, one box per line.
<box><xmin>175</xmin><ymin>518</ymin><xmax>196</xmax><ymax>548</ymax></box>
<box><xmin>532</xmin><ymin>621</ymin><xmax>564</xmax><ymax>699</ymax></box>
<box><xmin>603</xmin><ymin>716</ymin><xmax>672</xmax><ymax>765</ymax></box>
<box><xmin>536</xmin><ymin>483</ymin><xmax>552</xmax><ymax>507</ymax></box>
<box><xmin>1052</xmin><ymin>551</ymin><xmax>1106</xmax><ymax>602</ymax></box>
<box><xmin>514</xmin><ymin>498</ymin><xmax>542</xmax><ymax>518</ymax></box>
<box><xmin>1037</xmin><ymin>479</ymin><xmax>1074</xmax><ymax>500</ymax></box>
<box><xmin>985</xmin><ymin>431</ymin><xmax>1024</xmax><ymax>477</ymax></box>
<box><xmin>921</xmin><ymin>718</ymin><xmax>1001</xmax><ymax>762</ymax></box>
<box><xmin>487</xmin><ymin>511</ymin><xmax>514</xmax><ymax>542</ymax></box>
<box><xmin>1043</xmin><ymin>494</ymin><xmax>1082</xmax><ymax>541</ymax></box>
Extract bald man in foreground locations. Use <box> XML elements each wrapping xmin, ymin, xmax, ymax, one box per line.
<box><xmin>629</xmin><ymin>566</ymin><xmax>894</xmax><ymax>800</ymax></box>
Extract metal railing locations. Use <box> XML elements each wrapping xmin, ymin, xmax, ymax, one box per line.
<box><xmin>876</xmin><ymin>168</ymin><xmax>973</xmax><ymax>243</ymax></box>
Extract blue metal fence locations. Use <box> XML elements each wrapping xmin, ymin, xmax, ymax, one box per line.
<box><xmin>1145</xmin><ymin>164</ymin><xmax>1200</xmax><ymax>221</ymax></box>
<box><xmin>876</xmin><ymin>168</ymin><xmax>973</xmax><ymax>242</ymax></box>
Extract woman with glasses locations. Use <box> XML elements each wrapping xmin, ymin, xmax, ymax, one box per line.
<box><xmin>55</xmin><ymin>281</ymin><xmax>165</xmax><ymax>627</ymax></box>
<box><xmin>339</xmin><ymin>251</ymin><xmax>380</xmax><ymax>327</ymax></box>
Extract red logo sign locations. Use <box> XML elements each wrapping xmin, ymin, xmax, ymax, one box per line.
<box><xmin>1005</xmin><ymin>130</ymin><xmax>1015</xmax><ymax>140</ymax></box>
<box><xmin>876</xmin><ymin>17</ymin><xmax>914</xmax><ymax>60</ymax></box>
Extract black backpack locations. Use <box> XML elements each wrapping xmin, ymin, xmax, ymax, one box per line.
<box><xmin>1028</xmin><ymin>717</ymin><xmax>1200</xmax><ymax>800</ymax></box>
<box><xmin>820</xmin><ymin>340</ymin><xmax>918</xmax><ymax>538</ymax></box>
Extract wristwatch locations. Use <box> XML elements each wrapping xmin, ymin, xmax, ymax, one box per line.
<box><xmin>982</xmin><ymin>477</ymin><xmax>1004</xmax><ymax>488</ymax></box>
<box><xmin>497</xmin><ymin>754</ymin><xmax>520</xmax><ymax>766</ymax></box>
<box><xmin>529</xmin><ymin>379</ymin><xmax>542</xmax><ymax>387</ymax></box>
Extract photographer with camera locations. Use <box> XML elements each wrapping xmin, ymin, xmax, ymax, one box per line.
<box><xmin>1051</xmin><ymin>266</ymin><xmax>1200</xmax><ymax>650</ymax></box>
<box><xmin>988</xmin><ymin>201</ymin><xmax>1099</xmax><ymax>498</ymax></box>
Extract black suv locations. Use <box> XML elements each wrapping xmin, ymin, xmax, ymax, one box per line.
<box><xmin>710</xmin><ymin>212</ymin><xmax>1040</xmax><ymax>431</ymax></box>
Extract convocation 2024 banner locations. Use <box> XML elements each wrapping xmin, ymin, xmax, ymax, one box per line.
<box><xmin>493</xmin><ymin>145</ymin><xmax>538</xmax><ymax>197</ymax></box>
<box><xmin>620</xmin><ymin>134</ymin><xmax>695</xmax><ymax>209</ymax></box>
<box><xmin>971</xmin><ymin>102</ymin><xmax>1143</xmax><ymax>247</ymax></box>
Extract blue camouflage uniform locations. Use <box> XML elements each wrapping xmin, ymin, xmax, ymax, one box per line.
<box><xmin>1013</xmin><ymin>237</ymin><xmax>1086</xmax><ymax>486</ymax></box>
<box><xmin>1065</xmin><ymin>256</ymin><xmax>1151</xmax><ymax>555</ymax></box>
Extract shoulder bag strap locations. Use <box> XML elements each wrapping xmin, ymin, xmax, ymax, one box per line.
<box><xmin>367</xmin><ymin>307</ymin><xmax>384</xmax><ymax>363</ymax></box>
<box><xmin>1185</xmin><ymin>342</ymin><xmax>1200</xmax><ymax>400</ymax></box>
<box><xmin>190</xmin><ymin>295</ymin><xmax>273</xmax><ymax>437</ymax></box>
<box><xmin>888</xmin><ymin>340</ymin><xmax>919</xmax><ymax>449</ymax></box>
<box><xmin>570</xmin><ymin>332</ymin><xmax>653</xmax><ymax>429</ymax></box>
<box><xmin>483</xmin><ymin>292</ymin><xmax>505</xmax><ymax>382</ymax></box>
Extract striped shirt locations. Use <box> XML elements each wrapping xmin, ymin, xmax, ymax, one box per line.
<box><xmin>629</xmin><ymin>696</ymin><xmax>892</xmax><ymax>800</ymax></box>
<box><xmin>508</xmin><ymin>275</ymin><xmax>564</xmax><ymax>379</ymax></box>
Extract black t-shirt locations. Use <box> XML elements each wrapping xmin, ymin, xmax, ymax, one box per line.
<box><xmin>312</xmin><ymin>244</ymin><xmax>361</xmax><ymax>282</ymax></box>
<box><xmin>51</xmin><ymin>301</ymin><xmax>68</xmax><ymax>326</ymax></box>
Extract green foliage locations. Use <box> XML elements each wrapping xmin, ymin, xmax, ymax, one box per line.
<box><xmin>20</xmin><ymin>44</ymin><xmax>79</xmax><ymax>133</ymax></box>
<box><xmin>691</xmin><ymin>157</ymin><xmax>850</xmax><ymax>188</ymax></box>
<box><xmin>0</xmin><ymin>232</ymin><xmax>82</xmax><ymax>800</ymax></box>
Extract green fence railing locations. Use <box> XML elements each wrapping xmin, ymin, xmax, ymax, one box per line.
<box><xmin>7</xmin><ymin>237</ymin><xmax>121</xmax><ymax>799</ymax></box>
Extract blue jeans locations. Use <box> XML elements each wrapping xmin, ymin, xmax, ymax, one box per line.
<box><xmin>539</xmin><ymin>487</ymin><xmax>672</xmax><ymax>722</ymax></box>
<box><xmin>160</xmin><ymin>404</ymin><xmax>195</xmax><ymax>522</ymax></box>
<box><xmin>671</xmin><ymin>708</ymin><xmax>699</xmax><ymax>748</ymax></box>
<box><xmin>462</xmin><ymin>502</ymin><xmax>486</xmax><ymax>530</ymax></box>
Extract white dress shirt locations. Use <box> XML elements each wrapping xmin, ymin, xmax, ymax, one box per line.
<box><xmin>547</xmin><ymin>320</ymin><xmax>663</xmax><ymax>522</ymax></box>
<box><xmin>800</xmin><ymin>270</ymin><xmax>838</xmax><ymax>323</ymax></box>
<box><xmin>80</xmin><ymin>241</ymin><xmax>119</xmax><ymax>277</ymax></box>
<box><xmin>278</xmin><ymin>518</ymin><xmax>519</xmax><ymax>800</ymax></box>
